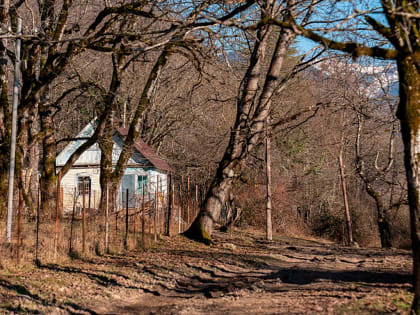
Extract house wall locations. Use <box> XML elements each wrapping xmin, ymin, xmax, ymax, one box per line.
<box><xmin>61</xmin><ymin>167</ymin><xmax>101</xmax><ymax>213</ymax></box>
<box><xmin>116</xmin><ymin>169</ymin><xmax>167</xmax><ymax>209</ymax></box>
<box><xmin>148</xmin><ymin>169</ymin><xmax>168</xmax><ymax>194</ymax></box>
<box><xmin>57</xmin><ymin>122</ymin><xmax>170</xmax><ymax>213</ymax></box>
<box><xmin>61</xmin><ymin>167</ymin><xmax>168</xmax><ymax>213</ymax></box>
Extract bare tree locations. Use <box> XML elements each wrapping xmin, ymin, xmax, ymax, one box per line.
<box><xmin>355</xmin><ymin>113</ymin><xmax>398</xmax><ymax>248</ymax></box>
<box><xmin>270</xmin><ymin>1</ymin><xmax>420</xmax><ymax>309</ymax></box>
<box><xmin>185</xmin><ymin>0</ymin><xmax>320</xmax><ymax>243</ymax></box>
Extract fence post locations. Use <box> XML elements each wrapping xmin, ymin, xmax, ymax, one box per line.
<box><xmin>17</xmin><ymin>188</ymin><xmax>23</xmax><ymax>264</ymax></box>
<box><xmin>142</xmin><ymin>183</ymin><xmax>145</xmax><ymax>248</ymax></box>
<box><xmin>133</xmin><ymin>194</ymin><xmax>136</xmax><ymax>244</ymax></box>
<box><xmin>121</xmin><ymin>190</ymin><xmax>124</xmax><ymax>211</ymax></box>
<box><xmin>154</xmin><ymin>177</ymin><xmax>157</xmax><ymax>241</ymax></box>
<box><xmin>160</xmin><ymin>177</ymin><xmax>164</xmax><ymax>235</ymax></box>
<box><xmin>171</xmin><ymin>182</ymin><xmax>175</xmax><ymax>235</ymax></box>
<box><xmin>105</xmin><ymin>184</ymin><xmax>109</xmax><ymax>253</ymax></box>
<box><xmin>187</xmin><ymin>176</ymin><xmax>190</xmax><ymax>226</ymax></box>
<box><xmin>115</xmin><ymin>191</ymin><xmax>118</xmax><ymax>233</ymax></box>
<box><xmin>166</xmin><ymin>174</ymin><xmax>172</xmax><ymax>236</ymax></box>
<box><xmin>178</xmin><ymin>184</ymin><xmax>182</xmax><ymax>233</ymax></box>
<box><xmin>124</xmin><ymin>188</ymin><xmax>129</xmax><ymax>250</ymax></box>
<box><xmin>35</xmin><ymin>178</ymin><xmax>41</xmax><ymax>264</ymax></box>
<box><xmin>69</xmin><ymin>187</ymin><xmax>77</xmax><ymax>255</ymax></box>
<box><xmin>54</xmin><ymin>171</ymin><xmax>61</xmax><ymax>260</ymax></box>
<box><xmin>60</xmin><ymin>187</ymin><xmax>64</xmax><ymax>218</ymax></box>
<box><xmin>157</xmin><ymin>175</ymin><xmax>161</xmax><ymax>237</ymax></box>
<box><xmin>82</xmin><ymin>178</ymin><xmax>86</xmax><ymax>253</ymax></box>
<box><xmin>148</xmin><ymin>191</ymin><xmax>152</xmax><ymax>236</ymax></box>
<box><xmin>88</xmin><ymin>184</ymin><xmax>91</xmax><ymax>213</ymax></box>
<box><xmin>195</xmin><ymin>184</ymin><xmax>198</xmax><ymax>217</ymax></box>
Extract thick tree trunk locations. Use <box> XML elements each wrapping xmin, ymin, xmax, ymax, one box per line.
<box><xmin>373</xmin><ymin>200</ymin><xmax>392</xmax><ymax>248</ymax></box>
<box><xmin>377</xmin><ymin>216</ymin><xmax>392</xmax><ymax>248</ymax></box>
<box><xmin>28</xmin><ymin>113</ymin><xmax>40</xmax><ymax>212</ymax></box>
<box><xmin>184</xmin><ymin>24</ymin><xmax>272</xmax><ymax>243</ymax></box>
<box><xmin>396</xmin><ymin>57</ymin><xmax>420</xmax><ymax>313</ymax></box>
<box><xmin>0</xmin><ymin>0</ymin><xmax>10</xmax><ymax>216</ymax></box>
<box><xmin>39</xmin><ymin>103</ymin><xmax>57</xmax><ymax>218</ymax></box>
<box><xmin>356</xmin><ymin>113</ymin><xmax>393</xmax><ymax>248</ymax></box>
<box><xmin>99</xmin><ymin>182</ymin><xmax>118</xmax><ymax>214</ymax></box>
<box><xmin>365</xmin><ymin>184</ymin><xmax>392</xmax><ymax>248</ymax></box>
<box><xmin>184</xmin><ymin>165</ymin><xmax>238</xmax><ymax>243</ymax></box>
<box><xmin>0</xmin><ymin>135</ymin><xmax>10</xmax><ymax>216</ymax></box>
<box><xmin>99</xmin><ymin>115</ymin><xmax>116</xmax><ymax>214</ymax></box>
<box><xmin>185</xmin><ymin>24</ymin><xmax>295</xmax><ymax>243</ymax></box>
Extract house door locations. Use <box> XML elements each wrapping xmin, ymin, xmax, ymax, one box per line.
<box><xmin>122</xmin><ymin>174</ymin><xmax>136</xmax><ymax>208</ymax></box>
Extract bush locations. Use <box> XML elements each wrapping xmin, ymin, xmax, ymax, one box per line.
<box><xmin>311</xmin><ymin>209</ymin><xmax>345</xmax><ymax>242</ymax></box>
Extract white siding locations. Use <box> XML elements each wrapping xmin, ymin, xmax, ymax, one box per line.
<box><xmin>147</xmin><ymin>170</ymin><xmax>168</xmax><ymax>195</ymax></box>
<box><xmin>61</xmin><ymin>166</ymin><xmax>168</xmax><ymax>213</ymax></box>
<box><xmin>61</xmin><ymin>167</ymin><xmax>101</xmax><ymax>213</ymax></box>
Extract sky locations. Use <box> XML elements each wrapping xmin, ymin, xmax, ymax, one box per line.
<box><xmin>294</xmin><ymin>0</ymin><xmax>387</xmax><ymax>55</ymax></box>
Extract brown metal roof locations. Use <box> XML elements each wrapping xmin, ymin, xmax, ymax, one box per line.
<box><xmin>116</xmin><ymin>127</ymin><xmax>172</xmax><ymax>172</ymax></box>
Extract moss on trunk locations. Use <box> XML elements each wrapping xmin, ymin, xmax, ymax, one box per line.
<box><xmin>183</xmin><ymin>212</ymin><xmax>213</xmax><ymax>245</ymax></box>
<box><xmin>40</xmin><ymin>103</ymin><xmax>57</xmax><ymax>218</ymax></box>
<box><xmin>98</xmin><ymin>115</ymin><xmax>115</xmax><ymax>214</ymax></box>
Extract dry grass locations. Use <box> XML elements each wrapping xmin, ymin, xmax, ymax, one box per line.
<box><xmin>0</xmin><ymin>227</ymin><xmax>413</xmax><ymax>314</ymax></box>
<box><xmin>0</xmin><ymin>210</ymin><xmax>175</xmax><ymax>269</ymax></box>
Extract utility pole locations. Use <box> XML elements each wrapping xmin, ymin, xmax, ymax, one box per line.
<box><xmin>6</xmin><ymin>18</ymin><xmax>22</xmax><ymax>242</ymax></box>
<box><xmin>265</xmin><ymin>116</ymin><xmax>273</xmax><ymax>241</ymax></box>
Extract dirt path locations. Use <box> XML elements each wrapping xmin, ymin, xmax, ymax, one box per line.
<box><xmin>0</xmin><ymin>230</ymin><xmax>413</xmax><ymax>314</ymax></box>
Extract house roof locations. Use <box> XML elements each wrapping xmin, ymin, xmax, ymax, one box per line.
<box><xmin>116</xmin><ymin>127</ymin><xmax>172</xmax><ymax>172</ymax></box>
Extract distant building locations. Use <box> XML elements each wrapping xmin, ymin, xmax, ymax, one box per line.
<box><xmin>56</xmin><ymin>121</ymin><xmax>172</xmax><ymax>213</ymax></box>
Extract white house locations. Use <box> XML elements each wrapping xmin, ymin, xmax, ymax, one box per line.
<box><xmin>56</xmin><ymin>121</ymin><xmax>172</xmax><ymax>212</ymax></box>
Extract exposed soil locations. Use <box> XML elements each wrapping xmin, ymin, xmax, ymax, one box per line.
<box><xmin>0</xmin><ymin>230</ymin><xmax>413</xmax><ymax>314</ymax></box>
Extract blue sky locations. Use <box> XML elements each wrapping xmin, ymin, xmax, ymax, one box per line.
<box><xmin>294</xmin><ymin>0</ymin><xmax>387</xmax><ymax>55</ymax></box>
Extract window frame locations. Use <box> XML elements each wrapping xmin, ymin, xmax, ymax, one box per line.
<box><xmin>77</xmin><ymin>175</ymin><xmax>91</xmax><ymax>196</ymax></box>
<box><xmin>137</xmin><ymin>175</ymin><xmax>148</xmax><ymax>194</ymax></box>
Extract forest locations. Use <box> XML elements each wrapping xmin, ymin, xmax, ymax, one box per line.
<box><xmin>0</xmin><ymin>0</ymin><xmax>419</xmax><ymax>313</ymax></box>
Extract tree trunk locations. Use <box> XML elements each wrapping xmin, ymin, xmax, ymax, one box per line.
<box><xmin>0</xmin><ymin>0</ymin><xmax>10</xmax><ymax>216</ymax></box>
<box><xmin>185</xmin><ymin>25</ymin><xmax>295</xmax><ymax>243</ymax></box>
<box><xmin>338</xmin><ymin>152</ymin><xmax>353</xmax><ymax>245</ymax></box>
<box><xmin>364</xmin><ymin>183</ymin><xmax>392</xmax><ymax>248</ymax></box>
<box><xmin>184</xmin><ymin>167</ymin><xmax>237</xmax><ymax>243</ymax></box>
<box><xmin>39</xmin><ymin>103</ymin><xmax>57</xmax><ymax>218</ymax></box>
<box><xmin>220</xmin><ymin>191</ymin><xmax>241</xmax><ymax>232</ymax></box>
<box><xmin>369</xmin><ymin>190</ymin><xmax>392</xmax><ymax>248</ymax></box>
<box><xmin>184</xmin><ymin>23</ymin><xmax>272</xmax><ymax>242</ymax></box>
<box><xmin>0</xmin><ymin>131</ymin><xmax>10</xmax><ymax>216</ymax></box>
<box><xmin>99</xmin><ymin>115</ymin><xmax>117</xmax><ymax>214</ymax></box>
<box><xmin>266</xmin><ymin>117</ymin><xmax>273</xmax><ymax>241</ymax></box>
<box><xmin>378</xmin><ymin>216</ymin><xmax>392</xmax><ymax>248</ymax></box>
<box><xmin>396</xmin><ymin>56</ymin><xmax>420</xmax><ymax>313</ymax></box>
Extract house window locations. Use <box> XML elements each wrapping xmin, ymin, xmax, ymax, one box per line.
<box><xmin>137</xmin><ymin>175</ymin><xmax>147</xmax><ymax>194</ymax></box>
<box><xmin>77</xmin><ymin>176</ymin><xmax>91</xmax><ymax>195</ymax></box>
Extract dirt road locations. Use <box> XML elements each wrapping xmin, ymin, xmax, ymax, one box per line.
<box><xmin>0</xmin><ymin>230</ymin><xmax>413</xmax><ymax>314</ymax></box>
